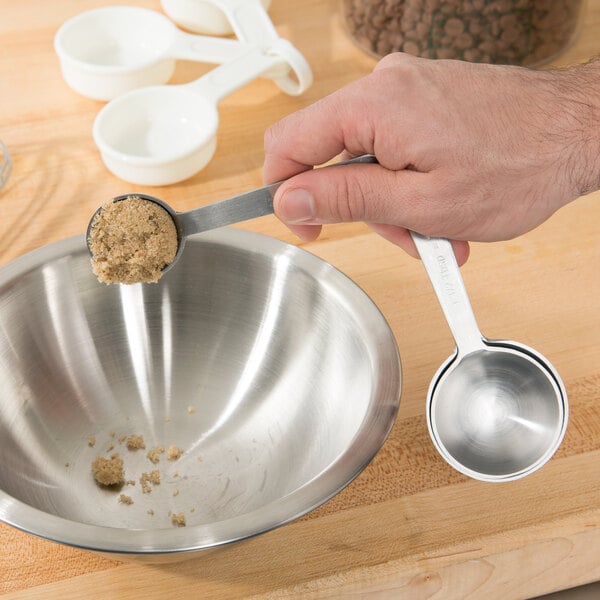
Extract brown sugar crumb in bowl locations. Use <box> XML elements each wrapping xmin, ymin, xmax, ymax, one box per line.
<box><xmin>140</xmin><ymin>469</ymin><xmax>161</xmax><ymax>494</ymax></box>
<box><xmin>167</xmin><ymin>445</ymin><xmax>183</xmax><ymax>461</ymax></box>
<box><xmin>125</xmin><ymin>434</ymin><xmax>146</xmax><ymax>450</ymax></box>
<box><xmin>88</xmin><ymin>195</ymin><xmax>178</xmax><ymax>285</ymax></box>
<box><xmin>171</xmin><ymin>513</ymin><xmax>186</xmax><ymax>527</ymax></box>
<box><xmin>91</xmin><ymin>454</ymin><xmax>125</xmax><ymax>486</ymax></box>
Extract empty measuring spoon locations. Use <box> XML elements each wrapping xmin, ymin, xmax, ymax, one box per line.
<box><xmin>54</xmin><ymin>6</ymin><xmax>256</xmax><ymax>100</ymax></box>
<box><xmin>161</xmin><ymin>0</ymin><xmax>272</xmax><ymax>38</ymax></box>
<box><xmin>92</xmin><ymin>40</ymin><xmax>312</xmax><ymax>186</ymax></box>
<box><xmin>411</xmin><ymin>233</ymin><xmax>568</xmax><ymax>482</ymax></box>
<box><xmin>86</xmin><ymin>154</ymin><xmax>377</xmax><ymax>280</ymax></box>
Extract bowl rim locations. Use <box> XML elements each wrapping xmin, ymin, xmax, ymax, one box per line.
<box><xmin>0</xmin><ymin>229</ymin><xmax>401</xmax><ymax>555</ymax></box>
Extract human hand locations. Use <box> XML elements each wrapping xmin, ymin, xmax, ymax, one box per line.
<box><xmin>263</xmin><ymin>53</ymin><xmax>599</xmax><ymax>264</ymax></box>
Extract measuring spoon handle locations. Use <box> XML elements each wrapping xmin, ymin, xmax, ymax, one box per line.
<box><xmin>185</xmin><ymin>40</ymin><xmax>311</xmax><ymax>103</ymax></box>
<box><xmin>410</xmin><ymin>233</ymin><xmax>486</xmax><ymax>356</ymax></box>
<box><xmin>179</xmin><ymin>183</ymin><xmax>279</xmax><ymax>236</ymax></box>
<box><xmin>178</xmin><ymin>154</ymin><xmax>380</xmax><ymax>236</ymax></box>
<box><xmin>206</xmin><ymin>0</ymin><xmax>279</xmax><ymax>46</ymax></box>
<box><xmin>169</xmin><ymin>31</ymin><xmax>250</xmax><ymax>64</ymax></box>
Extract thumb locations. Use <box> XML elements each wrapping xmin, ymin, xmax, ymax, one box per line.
<box><xmin>273</xmin><ymin>162</ymin><xmax>427</xmax><ymax>228</ymax></box>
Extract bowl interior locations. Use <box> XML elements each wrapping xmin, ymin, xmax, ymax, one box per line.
<box><xmin>0</xmin><ymin>229</ymin><xmax>400</xmax><ymax>554</ymax></box>
<box><xmin>429</xmin><ymin>346</ymin><xmax>566</xmax><ymax>480</ymax></box>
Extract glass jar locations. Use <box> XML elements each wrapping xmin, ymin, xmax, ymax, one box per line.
<box><xmin>341</xmin><ymin>0</ymin><xmax>585</xmax><ymax>66</ymax></box>
<box><xmin>0</xmin><ymin>140</ymin><xmax>11</xmax><ymax>192</ymax></box>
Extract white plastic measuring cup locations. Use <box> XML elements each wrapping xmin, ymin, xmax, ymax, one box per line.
<box><xmin>93</xmin><ymin>41</ymin><xmax>312</xmax><ymax>186</ymax></box>
<box><xmin>54</xmin><ymin>6</ymin><xmax>252</xmax><ymax>101</ymax></box>
<box><xmin>161</xmin><ymin>0</ymin><xmax>272</xmax><ymax>38</ymax></box>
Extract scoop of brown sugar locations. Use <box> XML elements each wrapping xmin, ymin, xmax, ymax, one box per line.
<box><xmin>91</xmin><ymin>454</ymin><xmax>125</xmax><ymax>486</ymax></box>
<box><xmin>88</xmin><ymin>196</ymin><xmax>178</xmax><ymax>285</ymax></box>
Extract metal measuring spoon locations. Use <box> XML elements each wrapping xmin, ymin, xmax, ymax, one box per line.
<box><xmin>86</xmin><ymin>154</ymin><xmax>377</xmax><ymax>280</ymax></box>
<box><xmin>411</xmin><ymin>233</ymin><xmax>568</xmax><ymax>482</ymax></box>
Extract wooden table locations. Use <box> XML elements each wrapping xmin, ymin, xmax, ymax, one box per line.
<box><xmin>1</xmin><ymin>1</ymin><xmax>599</xmax><ymax>598</ymax></box>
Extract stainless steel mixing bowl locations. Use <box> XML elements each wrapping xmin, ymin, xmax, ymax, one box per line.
<box><xmin>0</xmin><ymin>229</ymin><xmax>400</xmax><ymax>560</ymax></box>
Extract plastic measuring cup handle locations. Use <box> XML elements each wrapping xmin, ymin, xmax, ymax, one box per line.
<box><xmin>185</xmin><ymin>46</ymin><xmax>285</xmax><ymax>104</ymax></box>
<box><xmin>265</xmin><ymin>38</ymin><xmax>313</xmax><ymax>96</ymax></box>
<box><xmin>203</xmin><ymin>0</ymin><xmax>312</xmax><ymax>96</ymax></box>
<box><xmin>206</xmin><ymin>0</ymin><xmax>278</xmax><ymax>46</ymax></box>
<box><xmin>168</xmin><ymin>30</ymin><xmax>253</xmax><ymax>64</ymax></box>
<box><xmin>186</xmin><ymin>42</ymin><xmax>312</xmax><ymax>103</ymax></box>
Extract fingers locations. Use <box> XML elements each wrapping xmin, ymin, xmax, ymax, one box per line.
<box><xmin>272</xmin><ymin>162</ymin><xmax>436</xmax><ymax>232</ymax></box>
<box><xmin>263</xmin><ymin>96</ymin><xmax>348</xmax><ymax>185</ymax></box>
<box><xmin>369</xmin><ymin>223</ymin><xmax>471</xmax><ymax>265</ymax></box>
<box><xmin>263</xmin><ymin>74</ymin><xmax>394</xmax><ymax>186</ymax></box>
<box><xmin>285</xmin><ymin>223</ymin><xmax>322</xmax><ymax>242</ymax></box>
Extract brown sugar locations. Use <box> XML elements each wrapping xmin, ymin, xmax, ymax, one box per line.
<box><xmin>126</xmin><ymin>434</ymin><xmax>146</xmax><ymax>450</ymax></box>
<box><xmin>88</xmin><ymin>195</ymin><xmax>178</xmax><ymax>285</ymax></box>
<box><xmin>92</xmin><ymin>454</ymin><xmax>125</xmax><ymax>486</ymax></box>
<box><xmin>146</xmin><ymin>446</ymin><xmax>165</xmax><ymax>464</ymax></box>
<box><xmin>119</xmin><ymin>494</ymin><xmax>134</xmax><ymax>505</ymax></box>
<box><xmin>171</xmin><ymin>513</ymin><xmax>186</xmax><ymax>527</ymax></box>
<box><xmin>140</xmin><ymin>469</ymin><xmax>161</xmax><ymax>494</ymax></box>
<box><xmin>167</xmin><ymin>445</ymin><xmax>183</xmax><ymax>461</ymax></box>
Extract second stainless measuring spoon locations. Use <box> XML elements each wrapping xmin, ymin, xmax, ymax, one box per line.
<box><xmin>411</xmin><ymin>233</ymin><xmax>568</xmax><ymax>482</ymax></box>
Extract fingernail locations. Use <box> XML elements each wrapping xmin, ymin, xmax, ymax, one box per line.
<box><xmin>278</xmin><ymin>188</ymin><xmax>315</xmax><ymax>223</ymax></box>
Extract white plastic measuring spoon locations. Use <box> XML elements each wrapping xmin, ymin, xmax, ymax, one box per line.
<box><xmin>161</xmin><ymin>0</ymin><xmax>273</xmax><ymax>38</ymax></box>
<box><xmin>93</xmin><ymin>41</ymin><xmax>312</xmax><ymax>186</ymax></box>
<box><xmin>54</xmin><ymin>6</ymin><xmax>254</xmax><ymax>100</ymax></box>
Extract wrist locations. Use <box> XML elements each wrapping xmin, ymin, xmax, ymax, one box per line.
<box><xmin>553</xmin><ymin>58</ymin><xmax>600</xmax><ymax>199</ymax></box>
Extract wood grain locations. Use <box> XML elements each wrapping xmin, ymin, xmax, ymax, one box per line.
<box><xmin>1</xmin><ymin>0</ymin><xmax>599</xmax><ymax>598</ymax></box>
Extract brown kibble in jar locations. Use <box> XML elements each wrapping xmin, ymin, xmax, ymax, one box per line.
<box><xmin>341</xmin><ymin>0</ymin><xmax>583</xmax><ymax>66</ymax></box>
<box><xmin>88</xmin><ymin>195</ymin><xmax>178</xmax><ymax>285</ymax></box>
<box><xmin>92</xmin><ymin>454</ymin><xmax>125</xmax><ymax>486</ymax></box>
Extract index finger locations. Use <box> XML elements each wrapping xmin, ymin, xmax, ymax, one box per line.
<box><xmin>262</xmin><ymin>80</ymin><xmax>375</xmax><ymax>184</ymax></box>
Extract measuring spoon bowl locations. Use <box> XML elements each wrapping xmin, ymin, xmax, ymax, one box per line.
<box><xmin>426</xmin><ymin>340</ymin><xmax>567</xmax><ymax>482</ymax></box>
<box><xmin>93</xmin><ymin>86</ymin><xmax>219</xmax><ymax>186</ymax></box>
<box><xmin>411</xmin><ymin>233</ymin><xmax>568</xmax><ymax>482</ymax></box>
<box><xmin>54</xmin><ymin>6</ymin><xmax>250</xmax><ymax>100</ymax></box>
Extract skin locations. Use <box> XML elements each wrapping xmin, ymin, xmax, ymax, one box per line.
<box><xmin>263</xmin><ymin>53</ymin><xmax>600</xmax><ymax>264</ymax></box>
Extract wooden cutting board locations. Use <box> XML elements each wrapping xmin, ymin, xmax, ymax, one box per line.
<box><xmin>1</xmin><ymin>1</ymin><xmax>599</xmax><ymax>598</ymax></box>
